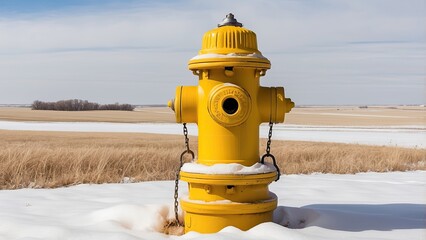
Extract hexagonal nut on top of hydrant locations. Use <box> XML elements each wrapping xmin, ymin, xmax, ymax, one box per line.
<box><xmin>168</xmin><ymin>13</ymin><xmax>294</xmax><ymax>233</ymax></box>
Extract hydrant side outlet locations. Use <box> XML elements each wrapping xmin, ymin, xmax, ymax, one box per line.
<box><xmin>168</xmin><ymin>13</ymin><xmax>294</xmax><ymax>233</ymax></box>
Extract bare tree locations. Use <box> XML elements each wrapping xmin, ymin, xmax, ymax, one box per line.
<box><xmin>31</xmin><ymin>100</ymin><xmax>135</xmax><ymax>111</ymax></box>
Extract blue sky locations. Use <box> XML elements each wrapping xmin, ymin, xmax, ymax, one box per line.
<box><xmin>0</xmin><ymin>0</ymin><xmax>425</xmax><ymax>105</ymax></box>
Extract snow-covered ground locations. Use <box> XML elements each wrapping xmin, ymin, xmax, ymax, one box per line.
<box><xmin>0</xmin><ymin>171</ymin><xmax>424</xmax><ymax>240</ymax></box>
<box><xmin>0</xmin><ymin>121</ymin><xmax>424</xmax><ymax>148</ymax></box>
<box><xmin>1</xmin><ymin>121</ymin><xmax>425</xmax><ymax>239</ymax></box>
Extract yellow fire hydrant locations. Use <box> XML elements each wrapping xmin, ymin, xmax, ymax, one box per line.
<box><xmin>168</xmin><ymin>13</ymin><xmax>294</xmax><ymax>233</ymax></box>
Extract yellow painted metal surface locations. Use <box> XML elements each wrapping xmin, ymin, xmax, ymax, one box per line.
<box><xmin>168</xmin><ymin>13</ymin><xmax>294</xmax><ymax>233</ymax></box>
<box><xmin>181</xmin><ymin>198</ymin><xmax>276</xmax><ymax>233</ymax></box>
<box><xmin>180</xmin><ymin>171</ymin><xmax>277</xmax><ymax>202</ymax></box>
<box><xmin>199</xmin><ymin>26</ymin><xmax>260</xmax><ymax>55</ymax></box>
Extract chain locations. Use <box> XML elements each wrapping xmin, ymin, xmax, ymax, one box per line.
<box><xmin>183</xmin><ymin>123</ymin><xmax>190</xmax><ymax>152</ymax></box>
<box><xmin>173</xmin><ymin>123</ymin><xmax>194</xmax><ymax>226</ymax></box>
<box><xmin>266</xmin><ymin>122</ymin><xmax>273</xmax><ymax>155</ymax></box>
<box><xmin>260</xmin><ymin>122</ymin><xmax>281</xmax><ymax>181</ymax></box>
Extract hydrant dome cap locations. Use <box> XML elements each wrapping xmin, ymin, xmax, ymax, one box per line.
<box><xmin>189</xmin><ymin>14</ymin><xmax>270</xmax><ymax>69</ymax></box>
<box><xmin>199</xmin><ymin>26</ymin><xmax>260</xmax><ymax>55</ymax></box>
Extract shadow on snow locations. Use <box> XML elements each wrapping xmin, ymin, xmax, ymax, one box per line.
<box><xmin>274</xmin><ymin>203</ymin><xmax>426</xmax><ymax>231</ymax></box>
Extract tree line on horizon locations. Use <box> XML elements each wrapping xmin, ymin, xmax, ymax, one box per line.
<box><xmin>31</xmin><ymin>99</ymin><xmax>135</xmax><ymax>111</ymax></box>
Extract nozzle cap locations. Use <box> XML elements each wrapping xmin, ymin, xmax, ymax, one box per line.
<box><xmin>285</xmin><ymin>98</ymin><xmax>295</xmax><ymax>113</ymax></box>
<box><xmin>168</xmin><ymin>99</ymin><xmax>175</xmax><ymax>111</ymax></box>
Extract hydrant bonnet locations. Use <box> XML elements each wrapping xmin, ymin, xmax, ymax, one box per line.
<box><xmin>192</xmin><ymin>14</ymin><xmax>267</xmax><ymax>59</ymax></box>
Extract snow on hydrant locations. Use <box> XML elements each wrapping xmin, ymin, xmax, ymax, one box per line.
<box><xmin>168</xmin><ymin>13</ymin><xmax>294</xmax><ymax>233</ymax></box>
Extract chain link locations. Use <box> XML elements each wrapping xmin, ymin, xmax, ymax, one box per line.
<box><xmin>173</xmin><ymin>123</ymin><xmax>194</xmax><ymax>226</ymax></box>
<box><xmin>260</xmin><ymin>122</ymin><xmax>281</xmax><ymax>181</ymax></box>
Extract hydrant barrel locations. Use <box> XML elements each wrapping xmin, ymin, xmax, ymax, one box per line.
<box><xmin>168</xmin><ymin>13</ymin><xmax>294</xmax><ymax>233</ymax></box>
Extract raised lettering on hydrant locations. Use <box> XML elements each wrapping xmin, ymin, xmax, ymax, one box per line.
<box><xmin>168</xmin><ymin>13</ymin><xmax>294</xmax><ymax>233</ymax></box>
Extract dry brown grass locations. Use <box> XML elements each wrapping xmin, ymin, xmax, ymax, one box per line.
<box><xmin>0</xmin><ymin>130</ymin><xmax>185</xmax><ymax>189</ymax></box>
<box><xmin>1</xmin><ymin>130</ymin><xmax>424</xmax><ymax>190</ymax></box>
<box><xmin>0</xmin><ymin>107</ymin><xmax>175</xmax><ymax>123</ymax></box>
<box><xmin>0</xmin><ymin>106</ymin><xmax>424</xmax><ymax>126</ymax></box>
<box><xmin>271</xmin><ymin>141</ymin><xmax>426</xmax><ymax>174</ymax></box>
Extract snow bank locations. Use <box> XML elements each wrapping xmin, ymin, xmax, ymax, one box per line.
<box><xmin>181</xmin><ymin>162</ymin><xmax>276</xmax><ymax>174</ymax></box>
<box><xmin>0</xmin><ymin>171</ymin><xmax>424</xmax><ymax>240</ymax></box>
<box><xmin>0</xmin><ymin>121</ymin><xmax>424</xmax><ymax>148</ymax></box>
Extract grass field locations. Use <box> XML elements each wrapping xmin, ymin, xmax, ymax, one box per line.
<box><xmin>0</xmin><ymin>106</ymin><xmax>424</xmax><ymax>126</ymax></box>
<box><xmin>1</xmin><ymin>106</ymin><xmax>424</xmax><ymax>190</ymax></box>
<box><xmin>1</xmin><ymin>130</ymin><xmax>424</xmax><ymax>190</ymax></box>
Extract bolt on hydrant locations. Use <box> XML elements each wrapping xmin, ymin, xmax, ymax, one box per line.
<box><xmin>168</xmin><ymin>13</ymin><xmax>294</xmax><ymax>233</ymax></box>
